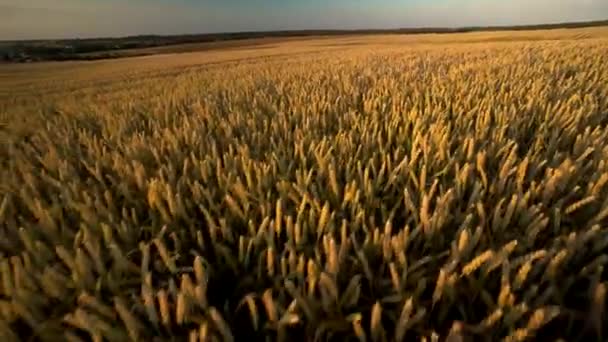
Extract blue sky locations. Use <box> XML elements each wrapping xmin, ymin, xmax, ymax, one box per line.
<box><xmin>1</xmin><ymin>0</ymin><xmax>607</xmax><ymax>40</ymax></box>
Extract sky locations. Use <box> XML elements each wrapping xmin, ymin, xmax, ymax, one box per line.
<box><xmin>1</xmin><ymin>0</ymin><xmax>607</xmax><ymax>40</ymax></box>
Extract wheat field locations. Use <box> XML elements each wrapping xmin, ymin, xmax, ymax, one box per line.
<box><xmin>1</xmin><ymin>27</ymin><xmax>608</xmax><ymax>341</ymax></box>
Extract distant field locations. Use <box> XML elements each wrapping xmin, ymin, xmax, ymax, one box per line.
<box><xmin>74</xmin><ymin>36</ymin><xmax>337</xmax><ymax>60</ymax></box>
<box><xmin>2</xmin><ymin>26</ymin><xmax>606</xmax><ymax>109</ymax></box>
<box><xmin>1</xmin><ymin>19</ymin><xmax>607</xmax><ymax>63</ymax></box>
<box><xmin>1</xmin><ymin>27</ymin><xmax>608</xmax><ymax>341</ymax></box>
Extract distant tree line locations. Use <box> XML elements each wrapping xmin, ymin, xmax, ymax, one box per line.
<box><xmin>1</xmin><ymin>19</ymin><xmax>606</xmax><ymax>63</ymax></box>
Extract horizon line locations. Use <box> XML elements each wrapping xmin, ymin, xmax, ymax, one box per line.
<box><xmin>2</xmin><ymin>18</ymin><xmax>607</xmax><ymax>43</ymax></box>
